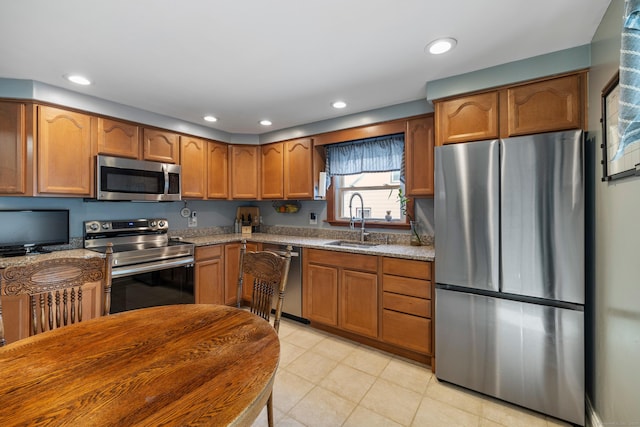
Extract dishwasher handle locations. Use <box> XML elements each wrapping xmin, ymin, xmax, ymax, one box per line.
<box><xmin>262</xmin><ymin>246</ymin><xmax>300</xmax><ymax>257</ymax></box>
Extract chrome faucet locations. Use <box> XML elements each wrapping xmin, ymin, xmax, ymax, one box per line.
<box><xmin>349</xmin><ymin>192</ymin><xmax>367</xmax><ymax>242</ymax></box>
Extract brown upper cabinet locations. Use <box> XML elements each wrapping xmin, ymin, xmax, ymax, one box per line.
<box><xmin>434</xmin><ymin>71</ymin><xmax>586</xmax><ymax>145</ymax></box>
<box><xmin>0</xmin><ymin>98</ymin><xmax>434</xmax><ymax>201</ymax></box>
<box><xmin>504</xmin><ymin>73</ymin><xmax>584</xmax><ymax>137</ymax></box>
<box><xmin>435</xmin><ymin>92</ymin><xmax>499</xmax><ymax>145</ymax></box>
<box><xmin>405</xmin><ymin>116</ymin><xmax>434</xmax><ymax>197</ymax></box>
<box><xmin>260</xmin><ymin>137</ymin><xmax>315</xmax><ymax>200</ymax></box>
<box><xmin>0</xmin><ymin>101</ymin><xmax>31</xmax><ymax>195</ymax></box>
<box><xmin>284</xmin><ymin>138</ymin><xmax>314</xmax><ymax>199</ymax></box>
<box><xmin>260</xmin><ymin>142</ymin><xmax>284</xmax><ymax>199</ymax></box>
<box><xmin>180</xmin><ymin>136</ymin><xmax>207</xmax><ymax>199</ymax></box>
<box><xmin>37</xmin><ymin>105</ymin><xmax>95</xmax><ymax>197</ymax></box>
<box><xmin>229</xmin><ymin>144</ymin><xmax>259</xmax><ymax>199</ymax></box>
<box><xmin>181</xmin><ymin>137</ymin><xmax>230</xmax><ymax>200</ymax></box>
<box><xmin>97</xmin><ymin>118</ymin><xmax>141</xmax><ymax>159</ymax></box>
<box><xmin>143</xmin><ymin>128</ymin><xmax>180</xmax><ymax>164</ymax></box>
<box><xmin>207</xmin><ymin>140</ymin><xmax>229</xmax><ymax>199</ymax></box>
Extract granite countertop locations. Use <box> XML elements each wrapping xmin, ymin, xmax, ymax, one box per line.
<box><xmin>0</xmin><ymin>233</ymin><xmax>435</xmax><ymax>269</ymax></box>
<box><xmin>0</xmin><ymin>249</ymin><xmax>100</xmax><ymax>269</ymax></box>
<box><xmin>182</xmin><ymin>233</ymin><xmax>435</xmax><ymax>262</ymax></box>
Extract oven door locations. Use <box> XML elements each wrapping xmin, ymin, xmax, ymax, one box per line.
<box><xmin>110</xmin><ymin>263</ymin><xmax>194</xmax><ymax>313</ymax></box>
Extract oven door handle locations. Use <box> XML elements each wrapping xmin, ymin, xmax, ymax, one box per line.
<box><xmin>111</xmin><ymin>257</ymin><xmax>194</xmax><ymax>278</ymax></box>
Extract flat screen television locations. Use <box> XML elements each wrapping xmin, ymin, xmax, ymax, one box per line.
<box><xmin>0</xmin><ymin>210</ymin><xmax>69</xmax><ymax>255</ymax></box>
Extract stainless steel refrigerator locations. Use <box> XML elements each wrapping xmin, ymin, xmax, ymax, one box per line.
<box><xmin>434</xmin><ymin>130</ymin><xmax>585</xmax><ymax>426</ymax></box>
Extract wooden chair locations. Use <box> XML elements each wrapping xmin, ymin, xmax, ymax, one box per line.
<box><xmin>0</xmin><ymin>243</ymin><xmax>113</xmax><ymax>347</ymax></box>
<box><xmin>236</xmin><ymin>239</ymin><xmax>292</xmax><ymax>427</ymax></box>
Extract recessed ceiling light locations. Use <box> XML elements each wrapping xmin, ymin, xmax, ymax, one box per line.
<box><xmin>259</xmin><ymin>120</ymin><xmax>272</xmax><ymax>126</ymax></box>
<box><xmin>203</xmin><ymin>115</ymin><xmax>218</xmax><ymax>122</ymax></box>
<box><xmin>425</xmin><ymin>37</ymin><xmax>457</xmax><ymax>55</ymax></box>
<box><xmin>332</xmin><ymin>101</ymin><xmax>347</xmax><ymax>109</ymax></box>
<box><xmin>65</xmin><ymin>74</ymin><xmax>92</xmax><ymax>85</ymax></box>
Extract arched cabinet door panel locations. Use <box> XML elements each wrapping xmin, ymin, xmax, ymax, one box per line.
<box><xmin>506</xmin><ymin>73</ymin><xmax>583</xmax><ymax>137</ymax></box>
<box><xmin>38</xmin><ymin>105</ymin><xmax>94</xmax><ymax>196</ymax></box>
<box><xmin>435</xmin><ymin>92</ymin><xmax>499</xmax><ymax>145</ymax></box>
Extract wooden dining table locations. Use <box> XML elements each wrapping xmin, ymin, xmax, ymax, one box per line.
<box><xmin>0</xmin><ymin>304</ymin><xmax>280</xmax><ymax>426</ymax></box>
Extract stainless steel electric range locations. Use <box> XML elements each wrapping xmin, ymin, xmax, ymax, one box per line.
<box><xmin>84</xmin><ymin>218</ymin><xmax>195</xmax><ymax>313</ymax></box>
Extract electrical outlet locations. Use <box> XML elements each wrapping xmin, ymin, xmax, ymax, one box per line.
<box><xmin>309</xmin><ymin>212</ymin><xmax>317</xmax><ymax>225</ymax></box>
<box><xmin>188</xmin><ymin>211</ymin><xmax>197</xmax><ymax>227</ymax></box>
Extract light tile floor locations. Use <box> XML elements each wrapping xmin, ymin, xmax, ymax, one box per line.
<box><xmin>252</xmin><ymin>318</ymin><xmax>573</xmax><ymax>427</ymax></box>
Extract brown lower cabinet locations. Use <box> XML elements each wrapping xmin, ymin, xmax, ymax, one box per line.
<box><xmin>303</xmin><ymin>248</ymin><xmax>379</xmax><ymax>339</ymax></box>
<box><xmin>194</xmin><ymin>245</ymin><xmax>224</xmax><ymax>304</ymax></box>
<box><xmin>303</xmin><ymin>248</ymin><xmax>434</xmax><ymax>365</ymax></box>
<box><xmin>222</xmin><ymin>241</ymin><xmax>259</xmax><ymax>306</ymax></box>
<box><xmin>381</xmin><ymin>258</ymin><xmax>432</xmax><ymax>355</ymax></box>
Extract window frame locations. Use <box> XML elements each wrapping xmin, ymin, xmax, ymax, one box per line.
<box><xmin>326</xmin><ymin>176</ymin><xmax>413</xmax><ymax>229</ymax></box>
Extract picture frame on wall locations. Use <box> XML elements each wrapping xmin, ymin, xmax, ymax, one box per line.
<box><xmin>601</xmin><ymin>71</ymin><xmax>640</xmax><ymax>181</ymax></box>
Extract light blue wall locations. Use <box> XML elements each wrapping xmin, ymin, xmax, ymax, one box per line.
<box><xmin>259</xmin><ymin>99</ymin><xmax>432</xmax><ymax>144</ymax></box>
<box><xmin>588</xmin><ymin>1</ymin><xmax>640</xmax><ymax>426</ymax></box>
<box><xmin>0</xmin><ymin>197</ymin><xmax>249</xmax><ymax>239</ymax></box>
<box><xmin>0</xmin><ymin>78</ymin><xmax>431</xmax><ymax>145</ymax></box>
<box><xmin>0</xmin><ymin>78</ymin><xmax>237</xmax><ymax>143</ymax></box>
<box><xmin>425</xmin><ymin>44</ymin><xmax>591</xmax><ymax>101</ymax></box>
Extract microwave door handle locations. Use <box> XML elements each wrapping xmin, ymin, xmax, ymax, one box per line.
<box><xmin>163</xmin><ymin>164</ymin><xmax>169</xmax><ymax>195</ymax></box>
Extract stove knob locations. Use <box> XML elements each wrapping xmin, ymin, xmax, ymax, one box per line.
<box><xmin>150</xmin><ymin>220</ymin><xmax>157</xmax><ymax>227</ymax></box>
<box><xmin>89</xmin><ymin>222</ymin><xmax>100</xmax><ymax>231</ymax></box>
<box><xmin>102</xmin><ymin>223</ymin><xmax>110</xmax><ymax>230</ymax></box>
<box><xmin>158</xmin><ymin>220</ymin><xmax>166</xmax><ymax>228</ymax></box>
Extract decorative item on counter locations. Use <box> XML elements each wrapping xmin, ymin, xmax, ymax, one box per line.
<box><xmin>236</xmin><ymin>206</ymin><xmax>260</xmax><ymax>232</ymax></box>
<box><xmin>393</xmin><ymin>188</ymin><xmax>422</xmax><ymax>246</ymax></box>
<box><xmin>241</xmin><ymin>225</ymin><xmax>252</xmax><ymax>235</ymax></box>
<box><xmin>385</xmin><ymin>210</ymin><xmax>392</xmax><ymax>221</ymax></box>
<box><xmin>409</xmin><ymin>221</ymin><xmax>421</xmax><ymax>246</ymax></box>
<box><xmin>272</xmin><ymin>201</ymin><xmax>301</xmax><ymax>213</ymax></box>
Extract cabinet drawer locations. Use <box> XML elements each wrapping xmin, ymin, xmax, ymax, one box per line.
<box><xmin>195</xmin><ymin>245</ymin><xmax>222</xmax><ymax>261</ymax></box>
<box><xmin>382</xmin><ymin>274</ymin><xmax>430</xmax><ymax>299</ymax></box>
<box><xmin>383</xmin><ymin>292</ymin><xmax>430</xmax><ymax>318</ymax></box>
<box><xmin>382</xmin><ymin>309</ymin><xmax>431</xmax><ymax>355</ymax></box>
<box><xmin>382</xmin><ymin>257</ymin><xmax>431</xmax><ymax>280</ymax></box>
<box><xmin>307</xmin><ymin>249</ymin><xmax>377</xmax><ymax>272</ymax></box>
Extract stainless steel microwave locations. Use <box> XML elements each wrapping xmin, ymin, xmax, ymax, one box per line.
<box><xmin>96</xmin><ymin>155</ymin><xmax>182</xmax><ymax>201</ymax></box>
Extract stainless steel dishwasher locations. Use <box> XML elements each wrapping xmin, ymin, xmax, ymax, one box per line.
<box><xmin>262</xmin><ymin>243</ymin><xmax>308</xmax><ymax>324</ymax></box>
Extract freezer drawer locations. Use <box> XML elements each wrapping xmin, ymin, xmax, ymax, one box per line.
<box><xmin>435</xmin><ymin>288</ymin><xmax>584</xmax><ymax>425</ymax></box>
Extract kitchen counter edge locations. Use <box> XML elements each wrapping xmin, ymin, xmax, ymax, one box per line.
<box><xmin>184</xmin><ymin>233</ymin><xmax>435</xmax><ymax>262</ymax></box>
<box><xmin>0</xmin><ymin>234</ymin><xmax>435</xmax><ymax>270</ymax></box>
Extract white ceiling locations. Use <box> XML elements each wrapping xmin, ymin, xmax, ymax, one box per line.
<box><xmin>0</xmin><ymin>0</ymin><xmax>610</xmax><ymax>135</ymax></box>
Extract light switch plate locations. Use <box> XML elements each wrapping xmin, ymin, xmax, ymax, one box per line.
<box><xmin>309</xmin><ymin>212</ymin><xmax>317</xmax><ymax>225</ymax></box>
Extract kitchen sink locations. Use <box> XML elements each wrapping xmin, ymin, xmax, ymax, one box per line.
<box><xmin>325</xmin><ymin>240</ymin><xmax>379</xmax><ymax>248</ymax></box>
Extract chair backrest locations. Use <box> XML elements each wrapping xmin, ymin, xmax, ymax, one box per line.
<box><xmin>237</xmin><ymin>240</ymin><xmax>291</xmax><ymax>333</ymax></box>
<box><xmin>0</xmin><ymin>243</ymin><xmax>113</xmax><ymax>346</ymax></box>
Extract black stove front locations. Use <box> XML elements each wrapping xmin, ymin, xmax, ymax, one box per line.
<box><xmin>109</xmin><ymin>266</ymin><xmax>194</xmax><ymax>313</ymax></box>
